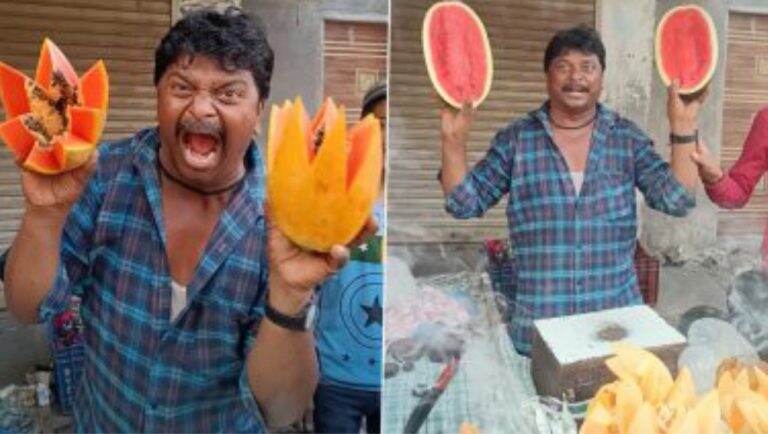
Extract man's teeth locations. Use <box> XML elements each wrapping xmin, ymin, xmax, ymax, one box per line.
<box><xmin>183</xmin><ymin>147</ymin><xmax>217</xmax><ymax>165</ymax></box>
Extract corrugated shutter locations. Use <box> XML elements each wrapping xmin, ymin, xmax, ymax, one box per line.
<box><xmin>389</xmin><ymin>0</ymin><xmax>595</xmax><ymax>243</ymax></box>
<box><xmin>323</xmin><ymin>20</ymin><xmax>388</xmax><ymax>123</ymax></box>
<box><xmin>718</xmin><ymin>11</ymin><xmax>768</xmax><ymax>236</ymax></box>
<box><xmin>0</xmin><ymin>1</ymin><xmax>171</xmax><ymax>251</ymax></box>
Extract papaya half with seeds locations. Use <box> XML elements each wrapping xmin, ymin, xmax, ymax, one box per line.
<box><xmin>0</xmin><ymin>38</ymin><xmax>108</xmax><ymax>175</ymax></box>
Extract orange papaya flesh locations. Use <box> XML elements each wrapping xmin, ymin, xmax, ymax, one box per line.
<box><xmin>0</xmin><ymin>62</ymin><xmax>31</xmax><ymax>118</ymax></box>
<box><xmin>53</xmin><ymin>133</ymin><xmax>95</xmax><ymax>170</ymax></box>
<box><xmin>0</xmin><ymin>38</ymin><xmax>108</xmax><ymax>175</ymax></box>
<box><xmin>23</xmin><ymin>145</ymin><xmax>61</xmax><ymax>175</ymax></box>
<box><xmin>267</xmin><ymin>96</ymin><xmax>382</xmax><ymax>252</ymax></box>
<box><xmin>68</xmin><ymin>106</ymin><xmax>105</xmax><ymax>144</ymax></box>
<box><xmin>78</xmin><ymin>60</ymin><xmax>108</xmax><ymax>112</ymax></box>
<box><xmin>0</xmin><ymin>115</ymin><xmax>36</xmax><ymax>162</ymax></box>
<box><xmin>35</xmin><ymin>38</ymin><xmax>78</xmax><ymax>98</ymax></box>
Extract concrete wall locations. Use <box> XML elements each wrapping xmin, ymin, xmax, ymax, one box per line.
<box><xmin>174</xmin><ymin>0</ymin><xmax>243</xmax><ymax>22</ymax></box>
<box><xmin>0</xmin><ymin>312</ymin><xmax>50</xmax><ymax>386</ymax></box>
<box><xmin>598</xmin><ymin>0</ymin><xmax>657</xmax><ymax>132</ymax></box>
<box><xmin>597</xmin><ymin>0</ymin><xmax>657</xmax><ymax>243</ymax></box>
<box><xmin>244</xmin><ymin>0</ymin><xmax>387</xmax><ymax>122</ymax></box>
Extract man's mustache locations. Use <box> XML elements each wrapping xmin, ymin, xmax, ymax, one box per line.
<box><xmin>177</xmin><ymin>119</ymin><xmax>224</xmax><ymax>142</ymax></box>
<box><xmin>562</xmin><ymin>85</ymin><xmax>590</xmax><ymax>93</ymax></box>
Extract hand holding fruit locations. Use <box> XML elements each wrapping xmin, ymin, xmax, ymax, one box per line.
<box><xmin>441</xmin><ymin>101</ymin><xmax>474</xmax><ymax>151</ymax></box>
<box><xmin>667</xmin><ymin>80</ymin><xmax>707</xmax><ymax>135</ymax></box>
<box><xmin>21</xmin><ymin>151</ymin><xmax>97</xmax><ymax>211</ymax></box>
<box><xmin>266</xmin><ymin>213</ymin><xmax>378</xmax><ymax>315</ymax></box>
<box><xmin>690</xmin><ymin>140</ymin><xmax>723</xmax><ymax>185</ymax></box>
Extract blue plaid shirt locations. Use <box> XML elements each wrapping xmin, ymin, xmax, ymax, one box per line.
<box><xmin>38</xmin><ymin>128</ymin><xmax>268</xmax><ymax>432</ymax></box>
<box><xmin>445</xmin><ymin>103</ymin><xmax>695</xmax><ymax>354</ymax></box>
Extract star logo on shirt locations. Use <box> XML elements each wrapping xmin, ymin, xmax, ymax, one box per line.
<box><xmin>361</xmin><ymin>296</ymin><xmax>382</xmax><ymax>327</ymax></box>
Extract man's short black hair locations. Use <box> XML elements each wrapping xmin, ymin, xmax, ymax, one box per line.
<box><xmin>543</xmin><ymin>25</ymin><xmax>606</xmax><ymax>72</ymax></box>
<box><xmin>154</xmin><ymin>6</ymin><xmax>274</xmax><ymax>100</ymax></box>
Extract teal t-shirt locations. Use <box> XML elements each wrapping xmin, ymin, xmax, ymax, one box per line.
<box><xmin>314</xmin><ymin>202</ymin><xmax>384</xmax><ymax>390</ymax></box>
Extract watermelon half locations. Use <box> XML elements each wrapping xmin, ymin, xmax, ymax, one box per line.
<box><xmin>655</xmin><ymin>4</ymin><xmax>718</xmax><ymax>95</ymax></box>
<box><xmin>422</xmin><ymin>1</ymin><xmax>493</xmax><ymax>108</ymax></box>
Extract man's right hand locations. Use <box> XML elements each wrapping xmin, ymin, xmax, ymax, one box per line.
<box><xmin>690</xmin><ymin>140</ymin><xmax>724</xmax><ymax>185</ymax></box>
<box><xmin>21</xmin><ymin>152</ymin><xmax>97</xmax><ymax>211</ymax></box>
<box><xmin>440</xmin><ymin>102</ymin><xmax>474</xmax><ymax>150</ymax></box>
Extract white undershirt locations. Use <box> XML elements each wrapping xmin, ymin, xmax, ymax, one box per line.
<box><xmin>571</xmin><ymin>171</ymin><xmax>585</xmax><ymax>195</ymax></box>
<box><xmin>171</xmin><ymin>280</ymin><xmax>188</xmax><ymax>321</ymax></box>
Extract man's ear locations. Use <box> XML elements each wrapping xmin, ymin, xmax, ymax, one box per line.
<box><xmin>254</xmin><ymin>99</ymin><xmax>265</xmax><ymax>136</ymax></box>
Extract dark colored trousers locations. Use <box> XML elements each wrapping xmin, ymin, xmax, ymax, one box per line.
<box><xmin>313</xmin><ymin>383</ymin><xmax>380</xmax><ymax>434</ymax></box>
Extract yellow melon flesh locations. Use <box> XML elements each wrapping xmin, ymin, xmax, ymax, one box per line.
<box><xmin>627</xmin><ymin>402</ymin><xmax>659</xmax><ymax>434</ymax></box>
<box><xmin>580</xmin><ymin>403</ymin><xmax>613</xmax><ymax>434</ymax></box>
<box><xmin>616</xmin><ymin>379</ymin><xmax>644</xmax><ymax>434</ymax></box>
<box><xmin>666</xmin><ymin>367</ymin><xmax>696</xmax><ymax>410</ymax></box>
<box><xmin>267</xmin><ymin>96</ymin><xmax>382</xmax><ymax>252</ymax></box>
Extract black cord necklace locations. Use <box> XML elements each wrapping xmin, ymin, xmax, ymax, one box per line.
<box><xmin>158</xmin><ymin>159</ymin><xmax>244</xmax><ymax>196</ymax></box>
<box><xmin>550</xmin><ymin>113</ymin><xmax>597</xmax><ymax>130</ymax></box>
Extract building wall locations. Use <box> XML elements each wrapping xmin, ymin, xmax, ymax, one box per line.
<box><xmin>243</xmin><ymin>0</ymin><xmax>387</xmax><ymax>120</ymax></box>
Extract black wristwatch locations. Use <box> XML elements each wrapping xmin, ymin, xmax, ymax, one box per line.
<box><xmin>669</xmin><ymin>130</ymin><xmax>698</xmax><ymax>145</ymax></box>
<box><xmin>264</xmin><ymin>296</ymin><xmax>317</xmax><ymax>332</ymax></box>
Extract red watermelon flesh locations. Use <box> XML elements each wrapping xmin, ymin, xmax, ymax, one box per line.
<box><xmin>423</xmin><ymin>2</ymin><xmax>493</xmax><ymax>108</ymax></box>
<box><xmin>655</xmin><ymin>5</ymin><xmax>718</xmax><ymax>94</ymax></box>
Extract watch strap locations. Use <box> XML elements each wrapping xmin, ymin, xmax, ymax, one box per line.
<box><xmin>669</xmin><ymin>130</ymin><xmax>698</xmax><ymax>145</ymax></box>
<box><xmin>264</xmin><ymin>299</ymin><xmax>314</xmax><ymax>331</ymax></box>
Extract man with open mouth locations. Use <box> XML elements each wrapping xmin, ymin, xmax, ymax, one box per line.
<box><xmin>438</xmin><ymin>25</ymin><xmax>705</xmax><ymax>355</ymax></box>
<box><xmin>2</xmin><ymin>6</ymin><xmax>366</xmax><ymax>433</ymax></box>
